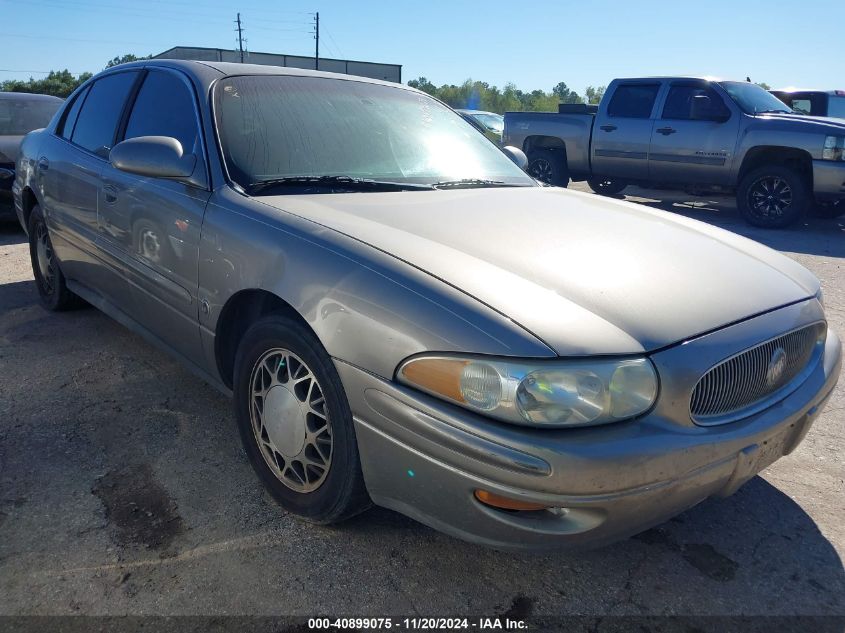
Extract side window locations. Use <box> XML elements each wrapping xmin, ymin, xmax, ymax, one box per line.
<box><xmin>607</xmin><ymin>84</ymin><xmax>660</xmax><ymax>118</ymax></box>
<box><xmin>828</xmin><ymin>97</ymin><xmax>845</xmax><ymax>119</ymax></box>
<box><xmin>71</xmin><ymin>72</ymin><xmax>139</xmax><ymax>158</ymax></box>
<box><xmin>124</xmin><ymin>70</ymin><xmax>200</xmax><ymax>155</ymax></box>
<box><xmin>662</xmin><ymin>85</ymin><xmax>730</xmax><ymax>121</ymax></box>
<box><xmin>59</xmin><ymin>85</ymin><xmax>90</xmax><ymax>140</ymax></box>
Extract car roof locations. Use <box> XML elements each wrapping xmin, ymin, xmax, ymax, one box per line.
<box><xmin>0</xmin><ymin>92</ymin><xmax>64</xmax><ymax>102</ymax></box>
<box><xmin>770</xmin><ymin>88</ymin><xmax>840</xmax><ymax>95</ymax></box>
<box><xmin>106</xmin><ymin>58</ymin><xmax>410</xmax><ymax>92</ymax></box>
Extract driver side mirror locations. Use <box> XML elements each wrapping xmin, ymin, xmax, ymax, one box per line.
<box><xmin>502</xmin><ymin>145</ymin><xmax>528</xmax><ymax>170</ymax></box>
<box><xmin>109</xmin><ymin>136</ymin><xmax>197</xmax><ymax>181</ymax></box>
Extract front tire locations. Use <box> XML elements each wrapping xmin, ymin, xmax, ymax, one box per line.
<box><xmin>527</xmin><ymin>150</ymin><xmax>569</xmax><ymax>187</ymax></box>
<box><xmin>737</xmin><ymin>165</ymin><xmax>809</xmax><ymax>228</ymax></box>
<box><xmin>27</xmin><ymin>205</ymin><xmax>81</xmax><ymax>311</ymax></box>
<box><xmin>233</xmin><ymin>315</ymin><xmax>370</xmax><ymax>524</ymax></box>
<box><xmin>587</xmin><ymin>176</ymin><xmax>627</xmax><ymax>196</ymax></box>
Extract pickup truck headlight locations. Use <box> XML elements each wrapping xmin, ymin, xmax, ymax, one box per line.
<box><xmin>397</xmin><ymin>355</ymin><xmax>658</xmax><ymax>427</ymax></box>
<box><xmin>823</xmin><ymin>136</ymin><xmax>845</xmax><ymax>161</ymax></box>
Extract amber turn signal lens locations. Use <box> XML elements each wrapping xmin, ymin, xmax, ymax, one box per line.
<box><xmin>474</xmin><ymin>489</ymin><xmax>550</xmax><ymax>511</ymax></box>
<box><xmin>400</xmin><ymin>358</ymin><xmax>468</xmax><ymax>403</ymax></box>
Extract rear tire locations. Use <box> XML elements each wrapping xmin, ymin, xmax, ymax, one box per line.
<box><xmin>737</xmin><ymin>165</ymin><xmax>809</xmax><ymax>228</ymax></box>
<box><xmin>233</xmin><ymin>315</ymin><xmax>371</xmax><ymax>524</ymax></box>
<box><xmin>587</xmin><ymin>177</ymin><xmax>627</xmax><ymax>196</ymax></box>
<box><xmin>527</xmin><ymin>150</ymin><xmax>569</xmax><ymax>187</ymax></box>
<box><xmin>27</xmin><ymin>205</ymin><xmax>82</xmax><ymax>311</ymax></box>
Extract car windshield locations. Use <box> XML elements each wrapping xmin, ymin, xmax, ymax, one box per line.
<box><xmin>718</xmin><ymin>81</ymin><xmax>793</xmax><ymax>114</ymax></box>
<box><xmin>214</xmin><ymin>75</ymin><xmax>534</xmax><ymax>193</ymax></box>
<box><xmin>473</xmin><ymin>113</ymin><xmax>504</xmax><ymax>133</ymax></box>
<box><xmin>0</xmin><ymin>98</ymin><xmax>61</xmax><ymax>136</ymax></box>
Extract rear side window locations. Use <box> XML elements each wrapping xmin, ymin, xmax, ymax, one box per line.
<box><xmin>124</xmin><ymin>70</ymin><xmax>201</xmax><ymax>154</ymax></box>
<box><xmin>607</xmin><ymin>84</ymin><xmax>660</xmax><ymax>118</ymax></box>
<box><xmin>662</xmin><ymin>85</ymin><xmax>730</xmax><ymax>120</ymax></box>
<box><xmin>59</xmin><ymin>86</ymin><xmax>89</xmax><ymax>140</ymax></box>
<box><xmin>71</xmin><ymin>71</ymin><xmax>139</xmax><ymax>157</ymax></box>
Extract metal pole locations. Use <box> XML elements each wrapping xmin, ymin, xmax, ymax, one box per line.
<box><xmin>237</xmin><ymin>13</ymin><xmax>244</xmax><ymax>63</ymax></box>
<box><xmin>315</xmin><ymin>12</ymin><xmax>319</xmax><ymax>70</ymax></box>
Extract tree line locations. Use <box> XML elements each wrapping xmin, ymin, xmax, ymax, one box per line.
<box><xmin>408</xmin><ymin>77</ymin><xmax>606</xmax><ymax>113</ymax></box>
<box><xmin>0</xmin><ymin>55</ymin><xmax>149</xmax><ymax>98</ymax></box>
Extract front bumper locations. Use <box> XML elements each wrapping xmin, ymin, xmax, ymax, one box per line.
<box><xmin>813</xmin><ymin>159</ymin><xmax>845</xmax><ymax>200</ymax></box>
<box><xmin>337</xmin><ymin>299</ymin><xmax>841</xmax><ymax>551</ymax></box>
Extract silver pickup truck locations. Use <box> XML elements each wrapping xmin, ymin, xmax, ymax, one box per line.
<box><xmin>503</xmin><ymin>77</ymin><xmax>845</xmax><ymax>228</ymax></box>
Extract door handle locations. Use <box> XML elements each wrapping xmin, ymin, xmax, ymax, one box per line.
<box><xmin>37</xmin><ymin>157</ymin><xmax>49</xmax><ymax>171</ymax></box>
<box><xmin>599</xmin><ymin>124</ymin><xmax>617</xmax><ymax>132</ymax></box>
<box><xmin>102</xmin><ymin>185</ymin><xmax>118</xmax><ymax>204</ymax></box>
<box><xmin>656</xmin><ymin>127</ymin><xmax>677</xmax><ymax>135</ymax></box>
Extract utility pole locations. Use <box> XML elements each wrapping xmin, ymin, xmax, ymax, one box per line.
<box><xmin>314</xmin><ymin>12</ymin><xmax>319</xmax><ymax>70</ymax></box>
<box><xmin>236</xmin><ymin>12</ymin><xmax>244</xmax><ymax>63</ymax></box>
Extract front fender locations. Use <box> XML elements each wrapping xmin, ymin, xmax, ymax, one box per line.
<box><xmin>197</xmin><ymin>187</ymin><xmax>556</xmax><ymax>383</ymax></box>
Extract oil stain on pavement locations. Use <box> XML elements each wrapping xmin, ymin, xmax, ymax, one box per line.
<box><xmin>92</xmin><ymin>463</ymin><xmax>184</xmax><ymax>550</ymax></box>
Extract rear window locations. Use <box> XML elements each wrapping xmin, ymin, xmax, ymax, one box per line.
<box><xmin>0</xmin><ymin>98</ymin><xmax>61</xmax><ymax>136</ymax></box>
<box><xmin>71</xmin><ymin>71</ymin><xmax>139</xmax><ymax>157</ymax></box>
<box><xmin>607</xmin><ymin>84</ymin><xmax>660</xmax><ymax>118</ymax></box>
<box><xmin>772</xmin><ymin>91</ymin><xmax>827</xmax><ymax>116</ymax></box>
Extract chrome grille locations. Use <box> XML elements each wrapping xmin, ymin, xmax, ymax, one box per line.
<box><xmin>690</xmin><ymin>322</ymin><xmax>825</xmax><ymax>424</ymax></box>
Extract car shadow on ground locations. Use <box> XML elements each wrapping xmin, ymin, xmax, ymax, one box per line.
<box><xmin>613</xmin><ymin>186</ymin><xmax>845</xmax><ymax>259</ymax></box>
<box><xmin>0</xmin><ymin>219</ymin><xmax>25</xmax><ymax>247</ymax></box>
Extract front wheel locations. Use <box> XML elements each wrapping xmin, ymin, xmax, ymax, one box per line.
<box><xmin>737</xmin><ymin>165</ymin><xmax>809</xmax><ymax>228</ymax></box>
<box><xmin>587</xmin><ymin>177</ymin><xmax>627</xmax><ymax>196</ymax></box>
<box><xmin>526</xmin><ymin>150</ymin><xmax>569</xmax><ymax>187</ymax></box>
<box><xmin>233</xmin><ymin>315</ymin><xmax>370</xmax><ymax>524</ymax></box>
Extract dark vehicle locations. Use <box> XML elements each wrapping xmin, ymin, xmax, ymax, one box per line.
<box><xmin>0</xmin><ymin>92</ymin><xmax>63</xmax><ymax>217</ymax></box>
<box><xmin>504</xmin><ymin>77</ymin><xmax>845</xmax><ymax>228</ymax></box>
<box><xmin>456</xmin><ymin>109</ymin><xmax>504</xmax><ymax>144</ymax></box>
<box><xmin>770</xmin><ymin>89</ymin><xmax>845</xmax><ymax>119</ymax></box>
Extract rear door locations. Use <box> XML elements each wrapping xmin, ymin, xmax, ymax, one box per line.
<box><xmin>41</xmin><ymin>71</ymin><xmax>140</xmax><ymax>294</ymax></box>
<box><xmin>647</xmin><ymin>81</ymin><xmax>740</xmax><ymax>185</ymax></box>
<box><xmin>591</xmin><ymin>81</ymin><xmax>661</xmax><ymax>180</ymax></box>
<box><xmin>97</xmin><ymin>67</ymin><xmax>211</xmax><ymax>365</ymax></box>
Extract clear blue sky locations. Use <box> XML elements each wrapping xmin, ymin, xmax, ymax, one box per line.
<box><xmin>2</xmin><ymin>0</ymin><xmax>843</xmax><ymax>93</ymax></box>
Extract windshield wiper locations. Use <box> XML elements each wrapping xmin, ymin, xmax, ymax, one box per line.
<box><xmin>248</xmin><ymin>175</ymin><xmax>435</xmax><ymax>195</ymax></box>
<box><xmin>432</xmin><ymin>178</ymin><xmax>517</xmax><ymax>189</ymax></box>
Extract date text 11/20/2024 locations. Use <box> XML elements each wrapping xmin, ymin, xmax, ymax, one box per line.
<box><xmin>308</xmin><ymin>617</ymin><xmax>528</xmax><ymax>630</ymax></box>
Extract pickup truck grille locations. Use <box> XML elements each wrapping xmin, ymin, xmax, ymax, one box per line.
<box><xmin>690</xmin><ymin>322</ymin><xmax>825</xmax><ymax>425</ymax></box>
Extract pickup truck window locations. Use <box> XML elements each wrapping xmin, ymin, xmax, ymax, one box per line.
<box><xmin>662</xmin><ymin>85</ymin><xmax>730</xmax><ymax>121</ymax></box>
<box><xmin>719</xmin><ymin>81</ymin><xmax>791</xmax><ymax>115</ymax></box>
<box><xmin>829</xmin><ymin>96</ymin><xmax>845</xmax><ymax>118</ymax></box>
<box><xmin>0</xmin><ymin>98</ymin><xmax>61</xmax><ymax>136</ymax></box>
<box><xmin>607</xmin><ymin>84</ymin><xmax>660</xmax><ymax>119</ymax></box>
<box><xmin>214</xmin><ymin>75</ymin><xmax>534</xmax><ymax>191</ymax></box>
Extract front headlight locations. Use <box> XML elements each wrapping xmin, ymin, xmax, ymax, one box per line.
<box><xmin>823</xmin><ymin>136</ymin><xmax>845</xmax><ymax>161</ymax></box>
<box><xmin>397</xmin><ymin>355</ymin><xmax>658</xmax><ymax>427</ymax></box>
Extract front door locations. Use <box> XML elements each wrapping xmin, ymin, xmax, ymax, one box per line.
<box><xmin>648</xmin><ymin>82</ymin><xmax>740</xmax><ymax>185</ymax></box>
<box><xmin>97</xmin><ymin>68</ymin><xmax>211</xmax><ymax>366</ymax></box>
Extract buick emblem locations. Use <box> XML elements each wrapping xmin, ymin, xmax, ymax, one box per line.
<box><xmin>766</xmin><ymin>347</ymin><xmax>787</xmax><ymax>386</ymax></box>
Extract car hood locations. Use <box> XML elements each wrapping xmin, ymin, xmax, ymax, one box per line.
<box><xmin>0</xmin><ymin>135</ymin><xmax>24</xmax><ymax>164</ymax></box>
<box><xmin>256</xmin><ymin>187</ymin><xmax>819</xmax><ymax>356</ymax></box>
<box><xmin>758</xmin><ymin>112</ymin><xmax>845</xmax><ymax>132</ymax></box>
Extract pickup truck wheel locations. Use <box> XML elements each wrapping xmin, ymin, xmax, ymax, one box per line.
<box><xmin>587</xmin><ymin>177</ymin><xmax>627</xmax><ymax>196</ymax></box>
<box><xmin>527</xmin><ymin>150</ymin><xmax>569</xmax><ymax>187</ymax></box>
<box><xmin>738</xmin><ymin>166</ymin><xmax>809</xmax><ymax>228</ymax></box>
<box><xmin>27</xmin><ymin>205</ymin><xmax>82</xmax><ymax>311</ymax></box>
<box><xmin>233</xmin><ymin>315</ymin><xmax>371</xmax><ymax>524</ymax></box>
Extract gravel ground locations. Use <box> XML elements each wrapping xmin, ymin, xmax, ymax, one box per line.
<box><xmin>0</xmin><ymin>186</ymin><xmax>843</xmax><ymax>628</ymax></box>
